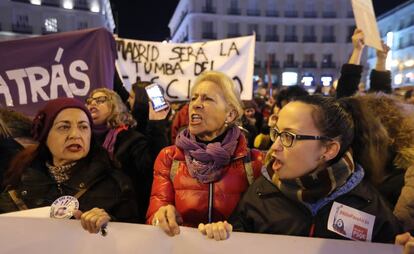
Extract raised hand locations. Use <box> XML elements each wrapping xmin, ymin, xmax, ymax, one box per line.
<box><xmin>348</xmin><ymin>28</ymin><xmax>365</xmax><ymax>65</ymax></box>
<box><xmin>375</xmin><ymin>41</ymin><xmax>391</xmax><ymax>71</ymax></box>
<box><xmin>148</xmin><ymin>101</ymin><xmax>170</xmax><ymax>121</ymax></box>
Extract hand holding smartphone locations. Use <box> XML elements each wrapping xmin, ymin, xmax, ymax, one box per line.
<box><xmin>145</xmin><ymin>83</ymin><xmax>169</xmax><ymax>112</ymax></box>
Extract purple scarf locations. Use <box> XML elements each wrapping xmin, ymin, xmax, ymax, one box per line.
<box><xmin>175</xmin><ymin>126</ymin><xmax>241</xmax><ymax>183</ymax></box>
<box><xmin>93</xmin><ymin>124</ymin><xmax>127</xmax><ymax>160</ymax></box>
<box><xmin>102</xmin><ymin>125</ymin><xmax>128</xmax><ymax>160</ymax></box>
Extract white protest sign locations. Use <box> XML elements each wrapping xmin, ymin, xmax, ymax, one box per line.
<box><xmin>328</xmin><ymin>202</ymin><xmax>375</xmax><ymax>242</ymax></box>
<box><xmin>0</xmin><ymin>206</ymin><xmax>50</xmax><ymax>218</ymax></box>
<box><xmin>0</xmin><ymin>216</ymin><xmax>402</xmax><ymax>254</ymax></box>
<box><xmin>351</xmin><ymin>0</ymin><xmax>383</xmax><ymax>51</ymax></box>
<box><xmin>115</xmin><ymin>35</ymin><xmax>255</xmax><ymax>101</ymax></box>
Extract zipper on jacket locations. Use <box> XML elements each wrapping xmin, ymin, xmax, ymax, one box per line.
<box><xmin>208</xmin><ymin>183</ymin><xmax>214</xmax><ymax>223</ymax></box>
<box><xmin>309</xmin><ymin>217</ymin><xmax>315</xmax><ymax>237</ymax></box>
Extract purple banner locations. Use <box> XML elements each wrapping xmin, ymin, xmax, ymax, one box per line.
<box><xmin>0</xmin><ymin>27</ymin><xmax>116</xmax><ymax>116</ymax></box>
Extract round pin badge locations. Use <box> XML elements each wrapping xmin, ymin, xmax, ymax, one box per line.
<box><xmin>50</xmin><ymin>196</ymin><xmax>79</xmax><ymax>219</ymax></box>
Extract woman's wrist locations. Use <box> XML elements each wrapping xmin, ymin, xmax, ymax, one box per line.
<box><xmin>375</xmin><ymin>60</ymin><xmax>387</xmax><ymax>71</ymax></box>
<box><xmin>349</xmin><ymin>47</ymin><xmax>364</xmax><ymax>64</ymax></box>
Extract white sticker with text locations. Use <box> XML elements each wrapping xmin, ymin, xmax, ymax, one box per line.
<box><xmin>327</xmin><ymin>201</ymin><xmax>375</xmax><ymax>242</ymax></box>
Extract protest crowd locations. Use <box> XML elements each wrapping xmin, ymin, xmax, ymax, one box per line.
<box><xmin>1</xmin><ymin>23</ymin><xmax>414</xmax><ymax>254</ymax></box>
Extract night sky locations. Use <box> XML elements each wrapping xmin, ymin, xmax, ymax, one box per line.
<box><xmin>110</xmin><ymin>0</ymin><xmax>411</xmax><ymax>41</ymax></box>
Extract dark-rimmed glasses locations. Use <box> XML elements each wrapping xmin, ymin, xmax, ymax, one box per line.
<box><xmin>86</xmin><ymin>96</ymin><xmax>108</xmax><ymax>106</ymax></box>
<box><xmin>270</xmin><ymin>127</ymin><xmax>331</xmax><ymax>148</ymax></box>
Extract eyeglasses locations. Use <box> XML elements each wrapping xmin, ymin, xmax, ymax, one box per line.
<box><xmin>270</xmin><ymin>127</ymin><xmax>331</xmax><ymax>148</ymax></box>
<box><xmin>86</xmin><ymin>96</ymin><xmax>108</xmax><ymax>106</ymax></box>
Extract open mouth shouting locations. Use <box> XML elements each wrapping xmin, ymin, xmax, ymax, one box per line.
<box><xmin>190</xmin><ymin>114</ymin><xmax>203</xmax><ymax>125</ymax></box>
<box><xmin>88</xmin><ymin>106</ymin><xmax>100</xmax><ymax>120</ymax></box>
<box><xmin>271</xmin><ymin>154</ymin><xmax>283</xmax><ymax>172</ymax></box>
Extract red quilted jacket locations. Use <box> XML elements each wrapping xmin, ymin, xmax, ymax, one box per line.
<box><xmin>146</xmin><ymin>134</ymin><xmax>264</xmax><ymax>227</ymax></box>
<box><xmin>170</xmin><ymin>104</ymin><xmax>189</xmax><ymax>143</ymax></box>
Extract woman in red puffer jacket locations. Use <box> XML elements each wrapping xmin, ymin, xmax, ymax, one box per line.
<box><xmin>146</xmin><ymin>71</ymin><xmax>264</xmax><ymax>237</ymax></box>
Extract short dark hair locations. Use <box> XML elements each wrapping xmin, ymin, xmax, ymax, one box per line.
<box><xmin>293</xmin><ymin>95</ymin><xmax>354</xmax><ymax>163</ymax></box>
<box><xmin>276</xmin><ymin>86</ymin><xmax>309</xmax><ymax>109</ymax></box>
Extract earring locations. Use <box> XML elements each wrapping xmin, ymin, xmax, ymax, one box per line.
<box><xmin>320</xmin><ymin>155</ymin><xmax>325</xmax><ymax>160</ymax></box>
<box><xmin>224</xmin><ymin>120</ymin><xmax>229</xmax><ymax>128</ymax></box>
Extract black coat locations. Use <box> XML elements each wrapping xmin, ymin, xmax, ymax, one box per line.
<box><xmin>0</xmin><ymin>148</ymin><xmax>139</xmax><ymax>223</ymax></box>
<box><xmin>336</xmin><ymin>64</ymin><xmax>392</xmax><ymax>99</ymax></box>
<box><xmin>112</xmin><ymin>121</ymin><xmax>169</xmax><ymax>223</ymax></box>
<box><xmin>241</xmin><ymin>116</ymin><xmax>259</xmax><ymax>148</ymax></box>
<box><xmin>0</xmin><ymin>137</ymin><xmax>23</xmax><ymax>190</ymax></box>
<box><xmin>336</xmin><ymin>64</ymin><xmax>363</xmax><ymax>98</ymax></box>
<box><xmin>229</xmin><ymin>175</ymin><xmax>402</xmax><ymax>243</ymax></box>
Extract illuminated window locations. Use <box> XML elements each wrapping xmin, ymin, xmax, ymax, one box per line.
<box><xmin>30</xmin><ymin>0</ymin><xmax>41</xmax><ymax>5</ymax></box>
<box><xmin>301</xmin><ymin>76</ymin><xmax>314</xmax><ymax>86</ymax></box>
<box><xmin>63</xmin><ymin>0</ymin><xmax>73</xmax><ymax>9</ymax></box>
<box><xmin>405</xmin><ymin>60</ymin><xmax>414</xmax><ymax>67</ymax></box>
<box><xmin>44</xmin><ymin>18</ymin><xmax>58</xmax><ymax>32</ymax></box>
<box><xmin>395</xmin><ymin>74</ymin><xmax>403</xmax><ymax>85</ymax></box>
<box><xmin>321</xmin><ymin>76</ymin><xmax>333</xmax><ymax>86</ymax></box>
<box><xmin>90</xmin><ymin>2</ymin><xmax>100</xmax><ymax>13</ymax></box>
<box><xmin>282</xmin><ymin>72</ymin><xmax>298</xmax><ymax>86</ymax></box>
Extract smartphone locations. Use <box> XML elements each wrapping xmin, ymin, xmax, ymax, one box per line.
<box><xmin>145</xmin><ymin>83</ymin><xmax>169</xmax><ymax>112</ymax></box>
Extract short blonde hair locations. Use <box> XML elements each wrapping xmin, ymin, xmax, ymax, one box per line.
<box><xmin>191</xmin><ymin>71</ymin><xmax>243</xmax><ymax>121</ymax></box>
<box><xmin>89</xmin><ymin>88</ymin><xmax>136</xmax><ymax>128</ymax></box>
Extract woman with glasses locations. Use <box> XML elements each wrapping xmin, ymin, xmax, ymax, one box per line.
<box><xmin>85</xmin><ymin>88</ymin><xmax>170</xmax><ymax>223</ymax></box>
<box><xmin>146</xmin><ymin>71</ymin><xmax>264</xmax><ymax>237</ymax></box>
<box><xmin>199</xmin><ymin>95</ymin><xmax>401</xmax><ymax>242</ymax></box>
<box><xmin>1</xmin><ymin>98</ymin><xmax>138</xmax><ymax>233</ymax></box>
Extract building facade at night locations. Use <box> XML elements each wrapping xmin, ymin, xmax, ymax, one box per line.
<box><xmin>0</xmin><ymin>0</ymin><xmax>115</xmax><ymax>41</ymax></box>
<box><xmin>367</xmin><ymin>0</ymin><xmax>414</xmax><ymax>88</ymax></box>
<box><xmin>169</xmin><ymin>0</ymin><xmax>356</xmax><ymax>89</ymax></box>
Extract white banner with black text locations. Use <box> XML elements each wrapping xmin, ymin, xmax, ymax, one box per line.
<box><xmin>115</xmin><ymin>35</ymin><xmax>255</xmax><ymax>101</ymax></box>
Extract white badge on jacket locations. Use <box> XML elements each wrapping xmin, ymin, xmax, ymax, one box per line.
<box><xmin>50</xmin><ymin>196</ymin><xmax>79</xmax><ymax>219</ymax></box>
<box><xmin>327</xmin><ymin>201</ymin><xmax>375</xmax><ymax>242</ymax></box>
